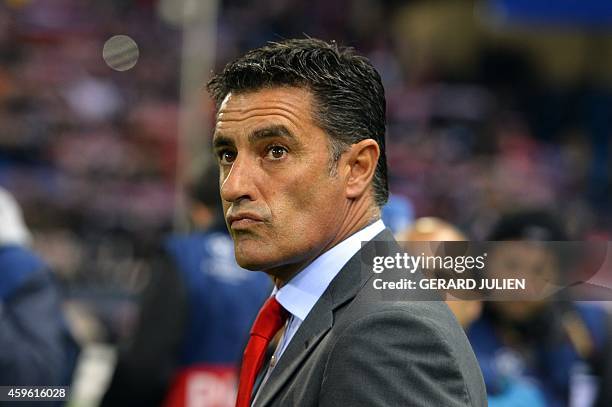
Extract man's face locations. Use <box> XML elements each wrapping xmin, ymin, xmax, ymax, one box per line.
<box><xmin>488</xmin><ymin>242</ymin><xmax>559</xmax><ymax>320</ymax></box>
<box><xmin>212</xmin><ymin>87</ymin><xmax>348</xmax><ymax>279</ymax></box>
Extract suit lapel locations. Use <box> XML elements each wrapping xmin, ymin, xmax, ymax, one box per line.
<box><xmin>254</xmin><ymin>228</ymin><xmax>397</xmax><ymax>406</ymax></box>
<box><xmin>254</xmin><ymin>292</ymin><xmax>333</xmax><ymax>407</ymax></box>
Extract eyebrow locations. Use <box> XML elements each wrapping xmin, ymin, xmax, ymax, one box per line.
<box><xmin>212</xmin><ymin>134</ymin><xmax>234</xmax><ymax>150</ymax></box>
<box><xmin>213</xmin><ymin>125</ymin><xmax>296</xmax><ymax>150</ymax></box>
<box><xmin>248</xmin><ymin>125</ymin><xmax>296</xmax><ymax>143</ymax></box>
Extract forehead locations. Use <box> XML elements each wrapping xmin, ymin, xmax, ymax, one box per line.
<box><xmin>214</xmin><ymin>86</ymin><xmax>315</xmax><ymax>133</ymax></box>
<box><xmin>494</xmin><ymin>242</ymin><xmax>554</xmax><ymax>260</ymax></box>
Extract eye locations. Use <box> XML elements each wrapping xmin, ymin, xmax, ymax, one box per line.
<box><xmin>218</xmin><ymin>149</ymin><xmax>236</xmax><ymax>165</ymax></box>
<box><xmin>266</xmin><ymin>145</ymin><xmax>288</xmax><ymax>160</ymax></box>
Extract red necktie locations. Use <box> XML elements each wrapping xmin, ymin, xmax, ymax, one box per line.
<box><xmin>236</xmin><ymin>296</ymin><xmax>289</xmax><ymax>407</ymax></box>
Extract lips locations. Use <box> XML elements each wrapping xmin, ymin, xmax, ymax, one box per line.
<box><xmin>227</xmin><ymin>212</ymin><xmax>265</xmax><ymax>229</ymax></box>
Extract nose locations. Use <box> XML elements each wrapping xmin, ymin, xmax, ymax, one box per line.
<box><xmin>220</xmin><ymin>156</ymin><xmax>256</xmax><ymax>204</ymax></box>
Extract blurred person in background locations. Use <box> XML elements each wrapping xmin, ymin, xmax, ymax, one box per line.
<box><xmin>102</xmin><ymin>165</ymin><xmax>271</xmax><ymax>407</ymax></box>
<box><xmin>0</xmin><ymin>187</ymin><xmax>79</xmax><ymax>389</ymax></box>
<box><xmin>467</xmin><ymin>210</ymin><xmax>612</xmax><ymax>407</ymax></box>
<box><xmin>397</xmin><ymin>216</ymin><xmax>482</xmax><ymax>328</ymax></box>
<box><xmin>398</xmin><ymin>216</ymin><xmax>466</xmax><ymax>241</ymax></box>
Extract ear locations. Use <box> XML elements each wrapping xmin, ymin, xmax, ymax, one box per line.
<box><xmin>344</xmin><ymin>139</ymin><xmax>380</xmax><ymax>200</ymax></box>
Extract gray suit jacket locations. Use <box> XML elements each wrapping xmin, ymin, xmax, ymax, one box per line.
<box><xmin>254</xmin><ymin>229</ymin><xmax>487</xmax><ymax>406</ymax></box>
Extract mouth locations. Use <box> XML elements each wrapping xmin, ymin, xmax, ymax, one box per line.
<box><xmin>227</xmin><ymin>213</ymin><xmax>265</xmax><ymax>230</ymax></box>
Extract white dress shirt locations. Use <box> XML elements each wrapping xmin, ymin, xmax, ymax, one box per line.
<box><xmin>252</xmin><ymin>219</ymin><xmax>386</xmax><ymax>403</ymax></box>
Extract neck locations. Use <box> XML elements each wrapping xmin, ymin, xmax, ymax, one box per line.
<box><xmin>270</xmin><ymin>198</ymin><xmax>380</xmax><ymax>288</ymax></box>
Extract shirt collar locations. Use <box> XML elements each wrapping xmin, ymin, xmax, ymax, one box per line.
<box><xmin>275</xmin><ymin>220</ymin><xmax>386</xmax><ymax>321</ymax></box>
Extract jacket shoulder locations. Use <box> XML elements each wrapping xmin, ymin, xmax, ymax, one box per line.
<box><xmin>322</xmin><ymin>298</ymin><xmax>486</xmax><ymax>407</ymax></box>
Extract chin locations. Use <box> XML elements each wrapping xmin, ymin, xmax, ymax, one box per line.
<box><xmin>234</xmin><ymin>243</ymin><xmax>278</xmax><ymax>271</ymax></box>
<box><xmin>235</xmin><ymin>257</ymin><xmax>264</xmax><ymax>271</ymax></box>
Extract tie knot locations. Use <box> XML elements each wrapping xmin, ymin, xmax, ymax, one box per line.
<box><xmin>250</xmin><ymin>296</ymin><xmax>289</xmax><ymax>340</ymax></box>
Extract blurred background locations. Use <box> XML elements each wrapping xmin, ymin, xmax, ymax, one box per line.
<box><xmin>0</xmin><ymin>0</ymin><xmax>611</xmax><ymax>405</ymax></box>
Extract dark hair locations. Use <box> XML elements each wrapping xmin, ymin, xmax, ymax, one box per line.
<box><xmin>187</xmin><ymin>164</ymin><xmax>221</xmax><ymax>210</ymax></box>
<box><xmin>488</xmin><ymin>210</ymin><xmax>568</xmax><ymax>241</ymax></box>
<box><xmin>207</xmin><ymin>38</ymin><xmax>388</xmax><ymax>207</ymax></box>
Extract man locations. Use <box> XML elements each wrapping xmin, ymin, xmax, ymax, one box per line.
<box><xmin>208</xmin><ymin>38</ymin><xmax>486</xmax><ymax>406</ymax></box>
<box><xmin>468</xmin><ymin>210</ymin><xmax>612</xmax><ymax>407</ymax></box>
<box><xmin>0</xmin><ymin>187</ymin><xmax>78</xmax><ymax>393</ymax></box>
<box><xmin>398</xmin><ymin>217</ymin><xmax>482</xmax><ymax>328</ymax></box>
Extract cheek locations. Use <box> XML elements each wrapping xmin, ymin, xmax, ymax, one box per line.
<box><xmin>280</xmin><ymin>173</ymin><xmax>343</xmax><ymax>235</ymax></box>
<box><xmin>232</xmin><ymin>169</ymin><xmax>344</xmax><ymax>269</ymax></box>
